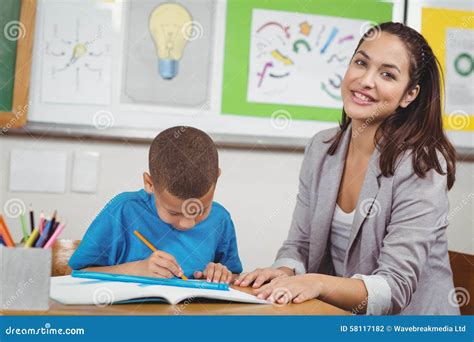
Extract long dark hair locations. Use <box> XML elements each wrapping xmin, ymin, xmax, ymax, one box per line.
<box><xmin>327</xmin><ymin>22</ymin><xmax>456</xmax><ymax>189</ymax></box>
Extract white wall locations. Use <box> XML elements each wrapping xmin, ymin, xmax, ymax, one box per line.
<box><xmin>0</xmin><ymin>135</ymin><xmax>472</xmax><ymax>273</ymax></box>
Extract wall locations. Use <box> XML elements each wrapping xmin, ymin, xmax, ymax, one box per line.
<box><xmin>0</xmin><ymin>135</ymin><xmax>472</xmax><ymax>271</ymax></box>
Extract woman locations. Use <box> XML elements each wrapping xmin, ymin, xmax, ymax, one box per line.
<box><xmin>235</xmin><ymin>22</ymin><xmax>459</xmax><ymax>315</ymax></box>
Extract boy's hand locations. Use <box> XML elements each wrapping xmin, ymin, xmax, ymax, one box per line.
<box><xmin>138</xmin><ymin>250</ymin><xmax>184</xmax><ymax>278</ymax></box>
<box><xmin>193</xmin><ymin>262</ymin><xmax>232</xmax><ymax>283</ymax></box>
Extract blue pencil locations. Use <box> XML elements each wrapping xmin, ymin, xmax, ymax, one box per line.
<box><xmin>34</xmin><ymin>217</ymin><xmax>53</xmax><ymax>248</ymax></box>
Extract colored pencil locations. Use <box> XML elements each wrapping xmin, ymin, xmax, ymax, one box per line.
<box><xmin>0</xmin><ymin>214</ymin><xmax>15</xmax><ymax>247</ymax></box>
<box><xmin>24</xmin><ymin>228</ymin><xmax>40</xmax><ymax>248</ymax></box>
<box><xmin>43</xmin><ymin>222</ymin><xmax>66</xmax><ymax>249</ymax></box>
<box><xmin>133</xmin><ymin>230</ymin><xmax>188</xmax><ymax>280</ymax></box>
<box><xmin>20</xmin><ymin>213</ymin><xmax>28</xmax><ymax>241</ymax></box>
<box><xmin>29</xmin><ymin>206</ymin><xmax>35</xmax><ymax>233</ymax></box>
<box><xmin>39</xmin><ymin>212</ymin><xmax>45</xmax><ymax>234</ymax></box>
<box><xmin>35</xmin><ymin>216</ymin><xmax>53</xmax><ymax>248</ymax></box>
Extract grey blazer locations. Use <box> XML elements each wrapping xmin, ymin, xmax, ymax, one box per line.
<box><xmin>274</xmin><ymin>125</ymin><xmax>459</xmax><ymax>315</ymax></box>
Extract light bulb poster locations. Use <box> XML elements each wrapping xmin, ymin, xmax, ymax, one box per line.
<box><xmin>149</xmin><ymin>3</ymin><xmax>193</xmax><ymax>80</ymax></box>
<box><xmin>421</xmin><ymin>7</ymin><xmax>474</xmax><ymax>132</ymax></box>
<box><xmin>222</xmin><ymin>0</ymin><xmax>393</xmax><ymax>121</ymax></box>
<box><xmin>122</xmin><ymin>0</ymin><xmax>214</xmax><ymax>108</ymax></box>
<box><xmin>40</xmin><ymin>1</ymin><xmax>113</xmax><ymax>105</ymax></box>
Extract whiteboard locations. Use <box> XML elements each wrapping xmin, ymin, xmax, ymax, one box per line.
<box><xmin>27</xmin><ymin>0</ymin><xmax>412</xmax><ymax>148</ymax></box>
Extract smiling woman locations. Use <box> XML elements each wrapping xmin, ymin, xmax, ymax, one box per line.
<box><xmin>234</xmin><ymin>22</ymin><xmax>459</xmax><ymax>316</ymax></box>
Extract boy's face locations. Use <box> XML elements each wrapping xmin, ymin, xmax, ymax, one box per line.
<box><xmin>143</xmin><ymin>172</ymin><xmax>216</xmax><ymax>231</ymax></box>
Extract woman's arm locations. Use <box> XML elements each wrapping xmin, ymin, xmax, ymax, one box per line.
<box><xmin>254</xmin><ymin>273</ymin><xmax>368</xmax><ymax>313</ymax></box>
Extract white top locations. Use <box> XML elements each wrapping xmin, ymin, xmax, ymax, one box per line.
<box><xmin>330</xmin><ymin>204</ymin><xmax>392</xmax><ymax>315</ymax></box>
<box><xmin>330</xmin><ymin>204</ymin><xmax>354</xmax><ymax>275</ymax></box>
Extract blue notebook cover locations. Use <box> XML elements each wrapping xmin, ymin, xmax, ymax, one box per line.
<box><xmin>71</xmin><ymin>270</ymin><xmax>229</xmax><ymax>291</ymax></box>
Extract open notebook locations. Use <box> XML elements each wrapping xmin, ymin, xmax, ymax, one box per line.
<box><xmin>50</xmin><ymin>275</ymin><xmax>269</xmax><ymax>305</ymax></box>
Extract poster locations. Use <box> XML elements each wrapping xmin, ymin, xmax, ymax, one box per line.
<box><xmin>247</xmin><ymin>9</ymin><xmax>368</xmax><ymax>109</ymax></box>
<box><xmin>221</xmin><ymin>0</ymin><xmax>394</xmax><ymax>121</ymax></box>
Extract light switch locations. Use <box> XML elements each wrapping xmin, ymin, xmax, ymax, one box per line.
<box><xmin>71</xmin><ymin>151</ymin><xmax>100</xmax><ymax>193</ymax></box>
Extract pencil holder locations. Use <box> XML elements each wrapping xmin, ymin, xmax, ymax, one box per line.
<box><xmin>0</xmin><ymin>247</ymin><xmax>51</xmax><ymax>311</ymax></box>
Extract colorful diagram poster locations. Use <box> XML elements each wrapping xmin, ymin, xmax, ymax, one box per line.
<box><xmin>222</xmin><ymin>0</ymin><xmax>393</xmax><ymax>121</ymax></box>
<box><xmin>421</xmin><ymin>7</ymin><xmax>474</xmax><ymax>131</ymax></box>
<box><xmin>247</xmin><ymin>9</ymin><xmax>367</xmax><ymax>109</ymax></box>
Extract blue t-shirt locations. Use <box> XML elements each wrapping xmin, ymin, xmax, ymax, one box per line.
<box><xmin>69</xmin><ymin>190</ymin><xmax>243</xmax><ymax>278</ymax></box>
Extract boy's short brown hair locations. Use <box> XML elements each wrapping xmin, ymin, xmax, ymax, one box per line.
<box><xmin>149</xmin><ymin>126</ymin><xmax>219</xmax><ymax>199</ymax></box>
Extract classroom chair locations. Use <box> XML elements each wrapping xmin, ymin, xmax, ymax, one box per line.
<box><xmin>448</xmin><ymin>251</ymin><xmax>474</xmax><ymax>315</ymax></box>
<box><xmin>51</xmin><ymin>239</ymin><xmax>81</xmax><ymax>276</ymax></box>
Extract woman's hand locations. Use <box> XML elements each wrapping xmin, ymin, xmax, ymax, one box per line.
<box><xmin>234</xmin><ymin>267</ymin><xmax>293</xmax><ymax>288</ymax></box>
<box><xmin>253</xmin><ymin>274</ymin><xmax>323</xmax><ymax>304</ymax></box>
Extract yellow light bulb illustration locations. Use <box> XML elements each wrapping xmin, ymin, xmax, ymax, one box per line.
<box><xmin>149</xmin><ymin>3</ymin><xmax>193</xmax><ymax>80</ymax></box>
<box><xmin>71</xmin><ymin>43</ymin><xmax>87</xmax><ymax>64</ymax></box>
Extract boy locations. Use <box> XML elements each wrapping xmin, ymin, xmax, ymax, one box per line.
<box><xmin>69</xmin><ymin>126</ymin><xmax>242</xmax><ymax>283</ymax></box>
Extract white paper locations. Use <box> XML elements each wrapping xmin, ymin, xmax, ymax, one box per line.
<box><xmin>40</xmin><ymin>1</ymin><xmax>113</xmax><ymax>105</ymax></box>
<box><xmin>9</xmin><ymin>150</ymin><xmax>68</xmax><ymax>193</ymax></box>
<box><xmin>247</xmin><ymin>9</ymin><xmax>368</xmax><ymax>108</ymax></box>
<box><xmin>71</xmin><ymin>151</ymin><xmax>100</xmax><ymax>193</ymax></box>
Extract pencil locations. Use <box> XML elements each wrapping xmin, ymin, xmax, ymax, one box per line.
<box><xmin>20</xmin><ymin>213</ymin><xmax>28</xmax><ymax>241</ymax></box>
<box><xmin>43</xmin><ymin>221</ymin><xmax>66</xmax><ymax>249</ymax></box>
<box><xmin>35</xmin><ymin>216</ymin><xmax>52</xmax><ymax>248</ymax></box>
<box><xmin>39</xmin><ymin>212</ymin><xmax>45</xmax><ymax>234</ymax></box>
<box><xmin>133</xmin><ymin>230</ymin><xmax>188</xmax><ymax>280</ymax></box>
<box><xmin>0</xmin><ymin>214</ymin><xmax>15</xmax><ymax>247</ymax></box>
<box><xmin>24</xmin><ymin>228</ymin><xmax>40</xmax><ymax>248</ymax></box>
<box><xmin>29</xmin><ymin>205</ymin><xmax>35</xmax><ymax>233</ymax></box>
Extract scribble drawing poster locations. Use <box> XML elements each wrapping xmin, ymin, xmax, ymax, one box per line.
<box><xmin>247</xmin><ymin>9</ymin><xmax>366</xmax><ymax>108</ymax></box>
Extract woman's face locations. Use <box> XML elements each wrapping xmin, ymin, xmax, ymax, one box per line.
<box><xmin>341</xmin><ymin>31</ymin><xmax>419</xmax><ymax>123</ymax></box>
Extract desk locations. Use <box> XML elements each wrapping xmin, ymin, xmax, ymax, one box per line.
<box><xmin>2</xmin><ymin>287</ymin><xmax>350</xmax><ymax>316</ymax></box>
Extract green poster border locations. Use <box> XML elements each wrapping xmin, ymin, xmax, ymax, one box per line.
<box><xmin>221</xmin><ymin>0</ymin><xmax>393</xmax><ymax>121</ymax></box>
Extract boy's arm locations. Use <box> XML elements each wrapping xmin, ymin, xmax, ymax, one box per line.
<box><xmin>82</xmin><ymin>260</ymin><xmax>146</xmax><ymax>276</ymax></box>
<box><xmin>79</xmin><ymin>250</ymin><xmax>184</xmax><ymax>278</ymax></box>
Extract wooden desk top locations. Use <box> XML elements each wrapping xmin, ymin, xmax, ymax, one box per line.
<box><xmin>1</xmin><ymin>286</ymin><xmax>350</xmax><ymax>316</ymax></box>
